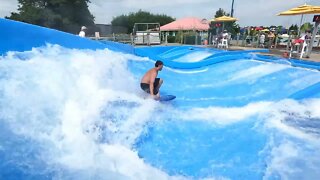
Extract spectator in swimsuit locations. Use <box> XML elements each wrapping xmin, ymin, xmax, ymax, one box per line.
<box><xmin>268</xmin><ymin>31</ymin><xmax>275</xmax><ymax>48</ymax></box>
<box><xmin>140</xmin><ymin>60</ymin><xmax>164</xmax><ymax>100</ymax></box>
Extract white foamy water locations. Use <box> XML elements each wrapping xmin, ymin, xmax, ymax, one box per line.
<box><xmin>173</xmin><ymin>98</ymin><xmax>320</xmax><ymax>179</ymax></box>
<box><xmin>167</xmin><ymin>67</ymin><xmax>208</xmax><ymax>74</ymax></box>
<box><xmin>260</xmin><ymin>99</ymin><xmax>320</xmax><ymax>180</ymax></box>
<box><xmin>228</xmin><ymin>63</ymin><xmax>288</xmax><ymax>83</ymax></box>
<box><xmin>177</xmin><ymin>101</ymin><xmax>273</xmax><ymax>125</ymax></box>
<box><xmin>173</xmin><ymin>51</ymin><xmax>213</xmax><ymax>63</ymax></box>
<box><xmin>0</xmin><ymin>45</ymin><xmax>184</xmax><ymax>180</ymax></box>
<box><xmin>1</xmin><ymin>44</ymin><xmax>320</xmax><ymax>180</ymax></box>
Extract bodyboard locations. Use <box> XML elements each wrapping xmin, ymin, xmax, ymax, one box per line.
<box><xmin>159</xmin><ymin>95</ymin><xmax>176</xmax><ymax>101</ymax></box>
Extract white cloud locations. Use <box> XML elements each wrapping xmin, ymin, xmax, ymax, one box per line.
<box><xmin>89</xmin><ymin>0</ymin><xmax>320</xmax><ymax>26</ymax></box>
<box><xmin>1</xmin><ymin>0</ymin><xmax>319</xmax><ymax>26</ymax></box>
<box><xmin>0</xmin><ymin>0</ymin><xmax>18</xmax><ymax>17</ymax></box>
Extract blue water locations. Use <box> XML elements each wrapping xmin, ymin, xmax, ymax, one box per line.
<box><xmin>127</xmin><ymin>51</ymin><xmax>320</xmax><ymax>179</ymax></box>
<box><xmin>1</xmin><ymin>44</ymin><xmax>320</xmax><ymax>180</ymax></box>
<box><xmin>1</xmin><ymin>18</ymin><xmax>320</xmax><ymax>180</ymax></box>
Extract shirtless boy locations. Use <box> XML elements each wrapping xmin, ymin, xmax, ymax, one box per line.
<box><xmin>140</xmin><ymin>60</ymin><xmax>164</xmax><ymax>100</ymax></box>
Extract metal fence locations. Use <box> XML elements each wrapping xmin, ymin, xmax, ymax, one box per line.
<box><xmin>88</xmin><ymin>32</ymin><xmax>320</xmax><ymax>52</ymax></box>
<box><xmin>89</xmin><ymin>34</ymin><xmax>133</xmax><ymax>44</ymax></box>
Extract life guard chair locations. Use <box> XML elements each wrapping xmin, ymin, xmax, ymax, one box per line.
<box><xmin>218</xmin><ymin>38</ymin><xmax>228</xmax><ymax>49</ymax></box>
<box><xmin>289</xmin><ymin>40</ymin><xmax>309</xmax><ymax>59</ymax></box>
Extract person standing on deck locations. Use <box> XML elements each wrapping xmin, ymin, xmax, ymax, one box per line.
<box><xmin>79</xmin><ymin>26</ymin><xmax>87</xmax><ymax>37</ymax></box>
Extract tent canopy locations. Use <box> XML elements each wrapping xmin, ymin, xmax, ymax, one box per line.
<box><xmin>160</xmin><ymin>17</ymin><xmax>209</xmax><ymax>31</ymax></box>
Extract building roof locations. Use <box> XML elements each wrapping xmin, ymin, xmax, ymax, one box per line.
<box><xmin>160</xmin><ymin>17</ymin><xmax>209</xmax><ymax>31</ymax></box>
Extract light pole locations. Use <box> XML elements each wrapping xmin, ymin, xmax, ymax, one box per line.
<box><xmin>231</xmin><ymin>0</ymin><xmax>235</xmax><ymax>17</ymax></box>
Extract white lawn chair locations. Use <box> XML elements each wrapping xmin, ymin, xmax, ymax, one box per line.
<box><xmin>289</xmin><ymin>40</ymin><xmax>308</xmax><ymax>58</ymax></box>
<box><xmin>218</xmin><ymin>38</ymin><xmax>228</xmax><ymax>49</ymax></box>
<box><xmin>299</xmin><ymin>40</ymin><xmax>308</xmax><ymax>58</ymax></box>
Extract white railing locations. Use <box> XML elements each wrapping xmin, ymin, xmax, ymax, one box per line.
<box><xmin>134</xmin><ymin>32</ymin><xmax>161</xmax><ymax>45</ymax></box>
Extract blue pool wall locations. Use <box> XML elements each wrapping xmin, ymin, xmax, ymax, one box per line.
<box><xmin>134</xmin><ymin>46</ymin><xmax>269</xmax><ymax>69</ymax></box>
<box><xmin>0</xmin><ymin>18</ymin><xmax>134</xmax><ymax>55</ymax></box>
<box><xmin>1</xmin><ymin>18</ymin><xmax>320</xmax><ymax>99</ymax></box>
<box><xmin>134</xmin><ymin>46</ymin><xmax>320</xmax><ymax>70</ymax></box>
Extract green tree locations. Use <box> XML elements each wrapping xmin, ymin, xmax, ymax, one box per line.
<box><xmin>111</xmin><ymin>10</ymin><xmax>175</xmax><ymax>33</ymax></box>
<box><xmin>289</xmin><ymin>24</ymin><xmax>298</xmax><ymax>31</ymax></box>
<box><xmin>300</xmin><ymin>22</ymin><xmax>313</xmax><ymax>32</ymax></box>
<box><xmin>214</xmin><ymin>8</ymin><xmax>229</xmax><ymax>18</ymax></box>
<box><xmin>210</xmin><ymin>8</ymin><xmax>239</xmax><ymax>35</ymax></box>
<box><xmin>288</xmin><ymin>24</ymin><xmax>299</xmax><ymax>35</ymax></box>
<box><xmin>277</xmin><ymin>25</ymin><xmax>283</xmax><ymax>34</ymax></box>
<box><xmin>6</xmin><ymin>0</ymin><xmax>94</xmax><ymax>33</ymax></box>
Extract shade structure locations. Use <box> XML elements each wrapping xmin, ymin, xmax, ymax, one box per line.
<box><xmin>210</xmin><ymin>16</ymin><xmax>238</xmax><ymax>32</ymax></box>
<box><xmin>211</xmin><ymin>16</ymin><xmax>238</xmax><ymax>22</ymax></box>
<box><xmin>261</xmin><ymin>29</ymin><xmax>270</xmax><ymax>32</ymax></box>
<box><xmin>277</xmin><ymin>3</ymin><xmax>320</xmax><ymax>57</ymax></box>
<box><xmin>277</xmin><ymin>3</ymin><xmax>320</xmax><ymax>35</ymax></box>
<box><xmin>277</xmin><ymin>4</ymin><xmax>320</xmax><ymax>16</ymax></box>
<box><xmin>160</xmin><ymin>17</ymin><xmax>209</xmax><ymax>31</ymax></box>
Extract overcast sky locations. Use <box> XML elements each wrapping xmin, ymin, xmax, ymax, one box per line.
<box><xmin>1</xmin><ymin>0</ymin><xmax>319</xmax><ymax>27</ymax></box>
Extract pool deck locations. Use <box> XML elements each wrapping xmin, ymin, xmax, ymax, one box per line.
<box><xmin>226</xmin><ymin>46</ymin><xmax>320</xmax><ymax>63</ymax></box>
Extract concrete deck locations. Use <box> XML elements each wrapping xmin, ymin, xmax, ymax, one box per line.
<box><xmin>226</xmin><ymin>46</ymin><xmax>320</xmax><ymax>63</ymax></box>
<box><xmin>137</xmin><ymin>43</ymin><xmax>320</xmax><ymax>63</ymax></box>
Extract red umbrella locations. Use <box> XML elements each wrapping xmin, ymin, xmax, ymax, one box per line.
<box><xmin>255</xmin><ymin>27</ymin><xmax>264</xmax><ymax>31</ymax></box>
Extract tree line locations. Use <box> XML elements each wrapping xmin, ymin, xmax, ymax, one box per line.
<box><xmin>111</xmin><ymin>10</ymin><xmax>175</xmax><ymax>33</ymax></box>
<box><xmin>6</xmin><ymin>0</ymin><xmax>176</xmax><ymax>34</ymax></box>
<box><xmin>6</xmin><ymin>1</ymin><xmax>303</xmax><ymax>36</ymax></box>
<box><xmin>7</xmin><ymin>0</ymin><xmax>95</xmax><ymax>34</ymax></box>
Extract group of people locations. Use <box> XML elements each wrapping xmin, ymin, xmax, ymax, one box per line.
<box><xmin>258</xmin><ymin>31</ymin><xmax>275</xmax><ymax>48</ymax></box>
<box><xmin>259</xmin><ymin>30</ymin><xmax>312</xmax><ymax>51</ymax></box>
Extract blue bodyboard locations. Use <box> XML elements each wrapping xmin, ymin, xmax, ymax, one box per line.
<box><xmin>159</xmin><ymin>95</ymin><xmax>176</xmax><ymax>101</ymax></box>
